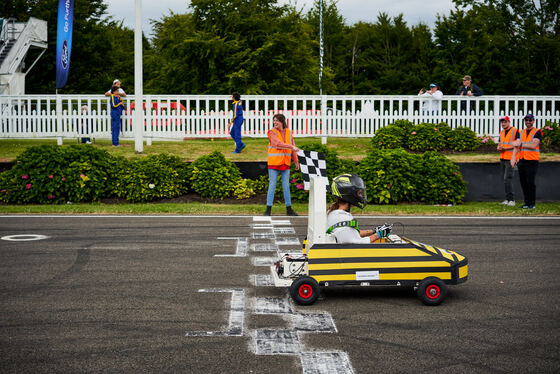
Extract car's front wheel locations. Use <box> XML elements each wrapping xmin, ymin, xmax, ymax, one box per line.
<box><xmin>417</xmin><ymin>277</ymin><xmax>448</xmax><ymax>306</ymax></box>
<box><xmin>290</xmin><ymin>276</ymin><xmax>320</xmax><ymax>305</ymax></box>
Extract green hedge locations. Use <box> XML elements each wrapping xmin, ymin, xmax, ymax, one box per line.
<box><xmin>114</xmin><ymin>154</ymin><xmax>190</xmax><ymax>202</ymax></box>
<box><xmin>372</xmin><ymin>120</ymin><xmax>488</xmax><ymax>153</ymax></box>
<box><xmin>0</xmin><ymin>145</ymin><xmax>466</xmax><ymax>205</ymax></box>
<box><xmin>0</xmin><ymin>145</ymin><xmax>119</xmax><ymax>204</ymax></box>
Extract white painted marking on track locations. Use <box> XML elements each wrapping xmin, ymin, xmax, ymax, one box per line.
<box><xmin>254</xmin><ymin>297</ymin><xmax>293</xmax><ymax>314</ymax></box>
<box><xmin>275</xmin><ymin>237</ymin><xmax>300</xmax><ymax>245</ymax></box>
<box><xmin>251</xmin><ymin>243</ymin><xmax>278</xmax><ymax>252</ymax></box>
<box><xmin>300</xmin><ymin>352</ymin><xmax>355</xmax><ymax>374</ymax></box>
<box><xmin>274</xmin><ymin>227</ymin><xmax>296</xmax><ymax>235</ymax></box>
<box><xmin>291</xmin><ymin>313</ymin><xmax>337</xmax><ymax>333</ymax></box>
<box><xmin>1</xmin><ymin>234</ymin><xmax>49</xmax><ymax>241</ymax></box>
<box><xmin>254</xmin><ymin>329</ymin><xmax>302</xmax><ymax>355</ymax></box>
<box><xmin>253</xmin><ymin>232</ymin><xmax>275</xmax><ymax>239</ymax></box>
<box><xmin>186</xmin><ymin>288</ymin><xmax>245</xmax><ymax>337</ymax></box>
<box><xmin>215</xmin><ymin>237</ymin><xmax>248</xmax><ymax>257</ymax></box>
<box><xmin>249</xmin><ymin>274</ymin><xmax>274</xmax><ymax>287</ymax></box>
<box><xmin>251</xmin><ymin>257</ymin><xmax>276</xmax><ymax>266</ymax></box>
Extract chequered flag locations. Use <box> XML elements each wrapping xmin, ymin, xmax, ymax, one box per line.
<box><xmin>297</xmin><ymin>150</ymin><xmax>328</xmax><ymax>190</ymax></box>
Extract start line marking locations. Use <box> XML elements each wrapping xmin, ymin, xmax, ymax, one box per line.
<box><xmin>1</xmin><ymin>234</ymin><xmax>49</xmax><ymax>241</ymax></box>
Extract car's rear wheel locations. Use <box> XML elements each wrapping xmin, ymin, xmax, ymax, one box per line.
<box><xmin>290</xmin><ymin>276</ymin><xmax>320</xmax><ymax>305</ymax></box>
<box><xmin>417</xmin><ymin>277</ymin><xmax>448</xmax><ymax>306</ymax></box>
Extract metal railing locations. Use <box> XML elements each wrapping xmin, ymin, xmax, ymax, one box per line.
<box><xmin>1</xmin><ymin>94</ymin><xmax>559</xmax><ymax>142</ymax></box>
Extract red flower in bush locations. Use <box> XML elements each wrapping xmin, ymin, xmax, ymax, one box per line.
<box><xmin>48</xmin><ymin>175</ymin><xmax>54</xmax><ymax>179</ymax></box>
<box><xmin>21</xmin><ymin>175</ymin><xmax>28</xmax><ymax>180</ymax></box>
<box><xmin>411</xmin><ymin>131</ymin><xmax>417</xmax><ymax>135</ymax></box>
<box><xmin>61</xmin><ymin>177</ymin><xmax>66</xmax><ymax>181</ymax></box>
<box><xmin>25</xmin><ymin>183</ymin><xmax>32</xmax><ymax>190</ymax></box>
<box><xmin>291</xmin><ymin>179</ymin><xmax>297</xmax><ymax>183</ymax></box>
<box><xmin>47</xmin><ymin>194</ymin><xmax>55</xmax><ymax>200</ymax></box>
<box><xmin>296</xmin><ymin>183</ymin><xmax>304</xmax><ymax>190</ymax></box>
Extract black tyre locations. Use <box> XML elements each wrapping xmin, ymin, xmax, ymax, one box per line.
<box><xmin>417</xmin><ymin>277</ymin><xmax>448</xmax><ymax>306</ymax></box>
<box><xmin>290</xmin><ymin>276</ymin><xmax>320</xmax><ymax>305</ymax></box>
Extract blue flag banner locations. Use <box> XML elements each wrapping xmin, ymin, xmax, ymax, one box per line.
<box><xmin>55</xmin><ymin>0</ymin><xmax>74</xmax><ymax>89</ymax></box>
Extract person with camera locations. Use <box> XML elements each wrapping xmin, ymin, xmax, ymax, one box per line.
<box><xmin>104</xmin><ymin>79</ymin><xmax>126</xmax><ymax>97</ymax></box>
<box><xmin>326</xmin><ymin>174</ymin><xmax>391</xmax><ymax>243</ymax></box>
<box><xmin>418</xmin><ymin>83</ymin><xmax>443</xmax><ymax>115</ymax></box>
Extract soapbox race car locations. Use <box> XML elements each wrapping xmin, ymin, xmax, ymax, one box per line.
<box><xmin>270</xmin><ymin>177</ymin><xmax>468</xmax><ymax>306</ymax></box>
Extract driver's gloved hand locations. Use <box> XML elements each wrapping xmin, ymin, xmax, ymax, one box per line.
<box><xmin>374</xmin><ymin>224</ymin><xmax>392</xmax><ymax>238</ymax></box>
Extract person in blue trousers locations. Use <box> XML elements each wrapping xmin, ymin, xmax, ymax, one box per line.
<box><xmin>228</xmin><ymin>92</ymin><xmax>245</xmax><ymax>153</ymax></box>
<box><xmin>110</xmin><ymin>85</ymin><xmax>124</xmax><ymax>146</ymax></box>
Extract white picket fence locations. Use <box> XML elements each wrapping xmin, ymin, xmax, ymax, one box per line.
<box><xmin>1</xmin><ymin>94</ymin><xmax>559</xmax><ymax>141</ymax></box>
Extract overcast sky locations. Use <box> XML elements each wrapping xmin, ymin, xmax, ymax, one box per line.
<box><xmin>105</xmin><ymin>0</ymin><xmax>456</xmax><ymax>38</ymax></box>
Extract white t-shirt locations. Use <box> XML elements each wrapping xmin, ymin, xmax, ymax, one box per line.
<box><xmin>326</xmin><ymin>209</ymin><xmax>370</xmax><ymax>244</ymax></box>
<box><xmin>107</xmin><ymin>88</ymin><xmax>125</xmax><ymax>95</ymax></box>
<box><xmin>418</xmin><ymin>90</ymin><xmax>443</xmax><ymax>112</ymax></box>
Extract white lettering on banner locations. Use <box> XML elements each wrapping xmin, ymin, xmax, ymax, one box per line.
<box><xmin>64</xmin><ymin>0</ymin><xmax>71</xmax><ymax>32</ymax></box>
<box><xmin>356</xmin><ymin>270</ymin><xmax>380</xmax><ymax>281</ymax></box>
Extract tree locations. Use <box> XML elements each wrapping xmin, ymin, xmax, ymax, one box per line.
<box><xmin>147</xmin><ymin>0</ymin><xmax>317</xmax><ymax>94</ymax></box>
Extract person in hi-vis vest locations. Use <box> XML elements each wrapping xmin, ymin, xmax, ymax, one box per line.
<box><xmin>496</xmin><ymin>116</ymin><xmax>519</xmax><ymax>206</ymax></box>
<box><xmin>264</xmin><ymin>113</ymin><xmax>299</xmax><ymax>216</ymax></box>
<box><xmin>511</xmin><ymin>114</ymin><xmax>542</xmax><ymax>209</ymax></box>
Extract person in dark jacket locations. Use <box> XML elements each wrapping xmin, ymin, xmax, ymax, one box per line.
<box><xmin>455</xmin><ymin>75</ymin><xmax>483</xmax><ymax>113</ymax></box>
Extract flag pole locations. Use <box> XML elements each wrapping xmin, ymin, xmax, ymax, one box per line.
<box><xmin>134</xmin><ymin>0</ymin><xmax>144</xmax><ymax>153</ymax></box>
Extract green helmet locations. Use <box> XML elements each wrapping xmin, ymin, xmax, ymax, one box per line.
<box><xmin>331</xmin><ymin>173</ymin><xmax>368</xmax><ymax>209</ymax></box>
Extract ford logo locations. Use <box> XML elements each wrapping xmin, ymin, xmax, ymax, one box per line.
<box><xmin>61</xmin><ymin>40</ymin><xmax>69</xmax><ymax>69</ymax></box>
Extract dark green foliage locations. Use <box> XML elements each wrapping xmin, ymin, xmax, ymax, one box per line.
<box><xmin>188</xmin><ymin>151</ymin><xmax>241</xmax><ymax>199</ymax></box>
<box><xmin>407</xmin><ymin>122</ymin><xmax>449</xmax><ymax>152</ymax></box>
<box><xmin>416</xmin><ymin>152</ymin><xmax>466</xmax><ymax>204</ymax></box>
<box><xmin>358</xmin><ymin>149</ymin><xmax>418</xmax><ymax>204</ymax></box>
<box><xmin>448</xmin><ymin>127</ymin><xmax>482</xmax><ymax>151</ymax></box>
<box><xmin>6</xmin><ymin>0</ymin><xmax>557</xmax><ymax>95</ymax></box>
<box><xmin>358</xmin><ymin>149</ymin><xmax>466</xmax><ymax>205</ymax></box>
<box><xmin>371</xmin><ymin>120</ymin><xmax>414</xmax><ymax>149</ymax></box>
<box><xmin>0</xmin><ymin>145</ymin><xmax>119</xmax><ymax>204</ymax></box>
<box><xmin>542</xmin><ymin>121</ymin><xmax>560</xmax><ymax>150</ymax></box>
<box><xmin>114</xmin><ymin>154</ymin><xmax>190</xmax><ymax>202</ymax></box>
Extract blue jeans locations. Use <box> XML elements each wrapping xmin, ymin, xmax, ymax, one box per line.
<box><xmin>267</xmin><ymin>168</ymin><xmax>291</xmax><ymax>207</ymax></box>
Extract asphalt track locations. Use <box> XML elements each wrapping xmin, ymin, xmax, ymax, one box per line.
<box><xmin>1</xmin><ymin>215</ymin><xmax>559</xmax><ymax>373</ymax></box>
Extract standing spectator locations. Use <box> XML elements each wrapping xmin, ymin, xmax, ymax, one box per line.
<box><xmin>511</xmin><ymin>114</ymin><xmax>542</xmax><ymax>209</ymax></box>
<box><xmin>228</xmin><ymin>92</ymin><xmax>245</xmax><ymax>153</ymax></box>
<box><xmin>418</xmin><ymin>83</ymin><xmax>443</xmax><ymax>114</ymax></box>
<box><xmin>105</xmin><ymin>79</ymin><xmax>126</xmax><ymax>97</ymax></box>
<box><xmin>264</xmin><ymin>113</ymin><xmax>299</xmax><ymax>216</ymax></box>
<box><xmin>109</xmin><ymin>85</ymin><xmax>124</xmax><ymax>147</ymax></box>
<box><xmin>496</xmin><ymin>116</ymin><xmax>519</xmax><ymax>206</ymax></box>
<box><xmin>455</xmin><ymin>75</ymin><xmax>483</xmax><ymax>113</ymax></box>
<box><xmin>80</xmin><ymin>105</ymin><xmax>92</xmax><ymax>144</ymax></box>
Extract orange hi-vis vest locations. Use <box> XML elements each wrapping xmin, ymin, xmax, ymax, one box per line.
<box><xmin>499</xmin><ymin>127</ymin><xmax>518</xmax><ymax>160</ymax></box>
<box><xmin>519</xmin><ymin>127</ymin><xmax>540</xmax><ymax>161</ymax></box>
<box><xmin>268</xmin><ymin>128</ymin><xmax>293</xmax><ymax>167</ymax></box>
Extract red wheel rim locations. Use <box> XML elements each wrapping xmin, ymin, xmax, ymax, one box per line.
<box><xmin>298</xmin><ymin>284</ymin><xmax>313</xmax><ymax>299</ymax></box>
<box><xmin>426</xmin><ymin>285</ymin><xmax>440</xmax><ymax>299</ymax></box>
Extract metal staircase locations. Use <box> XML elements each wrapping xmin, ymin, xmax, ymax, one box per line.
<box><xmin>0</xmin><ymin>17</ymin><xmax>47</xmax><ymax>95</ymax></box>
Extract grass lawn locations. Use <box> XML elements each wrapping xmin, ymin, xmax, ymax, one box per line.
<box><xmin>1</xmin><ymin>202</ymin><xmax>559</xmax><ymax>216</ymax></box>
<box><xmin>2</xmin><ymin>138</ymin><xmax>559</xmax><ymax>163</ymax></box>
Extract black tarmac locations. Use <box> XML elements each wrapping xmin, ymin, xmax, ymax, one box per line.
<box><xmin>1</xmin><ymin>215</ymin><xmax>559</xmax><ymax>373</ymax></box>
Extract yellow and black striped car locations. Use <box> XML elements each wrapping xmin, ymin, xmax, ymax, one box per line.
<box><xmin>272</xmin><ymin>235</ymin><xmax>468</xmax><ymax>306</ymax></box>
